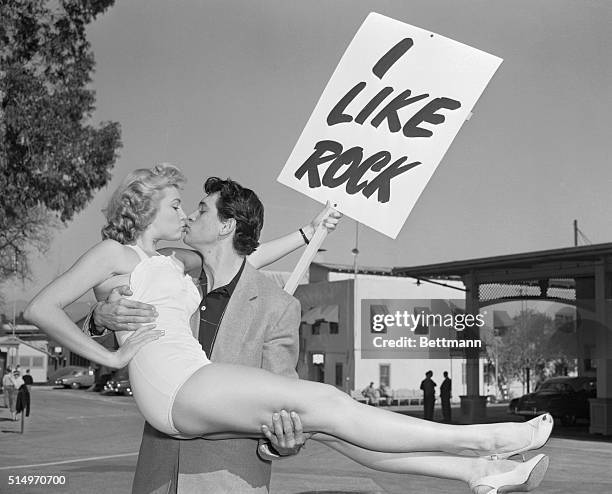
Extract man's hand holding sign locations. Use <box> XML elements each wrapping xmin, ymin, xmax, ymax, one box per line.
<box><xmin>279</xmin><ymin>13</ymin><xmax>502</xmax><ymax>293</ymax></box>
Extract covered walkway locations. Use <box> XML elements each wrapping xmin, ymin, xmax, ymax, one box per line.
<box><xmin>393</xmin><ymin>242</ymin><xmax>612</xmax><ymax>435</ymax></box>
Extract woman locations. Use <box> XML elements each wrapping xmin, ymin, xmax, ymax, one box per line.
<box><xmin>25</xmin><ymin>165</ymin><xmax>552</xmax><ymax>494</ymax></box>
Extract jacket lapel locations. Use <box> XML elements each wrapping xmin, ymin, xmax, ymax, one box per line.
<box><xmin>210</xmin><ymin>262</ymin><xmax>258</xmax><ymax>362</ymax></box>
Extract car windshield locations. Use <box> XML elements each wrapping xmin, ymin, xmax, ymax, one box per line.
<box><xmin>537</xmin><ymin>381</ymin><xmax>573</xmax><ymax>392</ymax></box>
<box><xmin>537</xmin><ymin>379</ymin><xmax>596</xmax><ymax>393</ymax></box>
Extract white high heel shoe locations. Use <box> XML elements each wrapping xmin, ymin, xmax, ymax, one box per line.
<box><xmin>486</xmin><ymin>414</ymin><xmax>554</xmax><ymax>460</ymax></box>
<box><xmin>469</xmin><ymin>454</ymin><xmax>549</xmax><ymax>494</ymax></box>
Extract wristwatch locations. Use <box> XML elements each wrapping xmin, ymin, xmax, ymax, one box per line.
<box><xmin>87</xmin><ymin>303</ymin><xmax>107</xmax><ymax>336</ymax></box>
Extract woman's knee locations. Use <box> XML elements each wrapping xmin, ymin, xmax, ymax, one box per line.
<box><xmin>314</xmin><ymin>382</ymin><xmax>351</xmax><ymax>407</ymax></box>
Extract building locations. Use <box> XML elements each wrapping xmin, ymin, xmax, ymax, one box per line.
<box><xmin>392</xmin><ymin>243</ymin><xmax>612</xmax><ymax>434</ymax></box>
<box><xmin>290</xmin><ymin>263</ymin><xmax>487</xmax><ymax>402</ymax></box>
<box><xmin>0</xmin><ymin>301</ymin><xmax>95</xmax><ymax>383</ymax></box>
<box><xmin>0</xmin><ymin>317</ymin><xmax>52</xmax><ymax>383</ymax></box>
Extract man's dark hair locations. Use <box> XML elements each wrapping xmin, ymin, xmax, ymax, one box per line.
<box><xmin>204</xmin><ymin>177</ymin><xmax>264</xmax><ymax>256</ymax></box>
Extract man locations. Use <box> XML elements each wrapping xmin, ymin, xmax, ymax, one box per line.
<box><xmin>10</xmin><ymin>369</ymin><xmax>24</xmax><ymax>421</ymax></box>
<box><xmin>2</xmin><ymin>368</ymin><xmax>15</xmax><ymax>412</ymax></box>
<box><xmin>86</xmin><ymin>177</ymin><xmax>338</xmax><ymax>493</ymax></box>
<box><xmin>378</xmin><ymin>382</ymin><xmax>392</xmax><ymax>406</ymax></box>
<box><xmin>420</xmin><ymin>370</ymin><xmax>436</xmax><ymax>421</ymax></box>
<box><xmin>440</xmin><ymin>371</ymin><xmax>452</xmax><ymax>423</ymax></box>
<box><xmin>361</xmin><ymin>382</ymin><xmax>379</xmax><ymax>406</ymax></box>
<box><xmin>22</xmin><ymin>369</ymin><xmax>34</xmax><ymax>387</ymax></box>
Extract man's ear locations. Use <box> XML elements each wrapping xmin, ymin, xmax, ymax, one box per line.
<box><xmin>220</xmin><ymin>217</ymin><xmax>236</xmax><ymax>236</ymax></box>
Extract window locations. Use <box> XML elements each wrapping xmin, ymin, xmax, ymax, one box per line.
<box><xmin>19</xmin><ymin>356</ymin><xmax>30</xmax><ymax>367</ymax></box>
<box><xmin>335</xmin><ymin>363</ymin><xmax>343</xmax><ymax>386</ymax></box>
<box><xmin>379</xmin><ymin>364</ymin><xmax>390</xmax><ymax>387</ymax></box>
<box><xmin>370</xmin><ymin>304</ymin><xmax>390</xmax><ymax>333</ymax></box>
<box><xmin>312</xmin><ymin>320</ymin><xmax>322</xmax><ymax>335</ymax></box>
<box><xmin>70</xmin><ymin>354</ymin><xmax>90</xmax><ymax>367</ymax></box>
<box><xmin>330</xmin><ymin>322</ymin><xmax>339</xmax><ymax>334</ymax></box>
<box><xmin>413</xmin><ymin>307</ymin><xmax>430</xmax><ymax>335</ymax></box>
<box><xmin>32</xmin><ymin>357</ymin><xmax>44</xmax><ymax>368</ymax></box>
<box><xmin>312</xmin><ymin>353</ymin><xmax>325</xmax><ymax>365</ymax></box>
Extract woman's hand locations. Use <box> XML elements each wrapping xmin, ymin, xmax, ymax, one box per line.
<box><xmin>110</xmin><ymin>326</ymin><xmax>165</xmax><ymax>368</ymax></box>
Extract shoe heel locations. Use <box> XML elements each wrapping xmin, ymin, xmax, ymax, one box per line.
<box><xmin>471</xmin><ymin>454</ymin><xmax>549</xmax><ymax>494</ymax></box>
<box><xmin>498</xmin><ymin>455</ymin><xmax>549</xmax><ymax>493</ymax></box>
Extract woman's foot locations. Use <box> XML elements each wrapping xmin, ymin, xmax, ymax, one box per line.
<box><xmin>468</xmin><ymin>454</ymin><xmax>549</xmax><ymax>494</ymax></box>
<box><xmin>485</xmin><ymin>414</ymin><xmax>553</xmax><ymax>460</ymax></box>
<box><xmin>449</xmin><ymin>414</ymin><xmax>554</xmax><ymax>459</ymax></box>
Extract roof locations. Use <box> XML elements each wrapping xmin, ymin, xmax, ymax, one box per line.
<box><xmin>392</xmin><ymin>242</ymin><xmax>612</xmax><ymax>283</ymax></box>
<box><xmin>312</xmin><ymin>262</ymin><xmax>396</xmax><ymax>277</ymax></box>
<box><xmin>0</xmin><ymin>336</ymin><xmax>49</xmax><ymax>355</ymax></box>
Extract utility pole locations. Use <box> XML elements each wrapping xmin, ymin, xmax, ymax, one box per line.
<box><xmin>574</xmin><ymin>219</ymin><xmax>578</xmax><ymax>247</ymax></box>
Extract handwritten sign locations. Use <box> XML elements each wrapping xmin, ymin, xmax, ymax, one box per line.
<box><xmin>277</xmin><ymin>13</ymin><xmax>503</xmax><ymax>238</ymax></box>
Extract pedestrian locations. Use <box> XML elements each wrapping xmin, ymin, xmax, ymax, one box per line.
<box><xmin>420</xmin><ymin>370</ymin><xmax>437</xmax><ymax>421</ymax></box>
<box><xmin>441</xmin><ymin>371</ymin><xmax>452</xmax><ymax>423</ymax></box>
<box><xmin>16</xmin><ymin>379</ymin><xmax>31</xmax><ymax>419</ymax></box>
<box><xmin>10</xmin><ymin>369</ymin><xmax>24</xmax><ymax>420</ymax></box>
<box><xmin>22</xmin><ymin>369</ymin><xmax>34</xmax><ymax>387</ymax></box>
<box><xmin>2</xmin><ymin>367</ymin><xmax>14</xmax><ymax>409</ymax></box>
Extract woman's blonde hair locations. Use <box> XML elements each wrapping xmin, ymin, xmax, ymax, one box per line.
<box><xmin>101</xmin><ymin>164</ymin><xmax>186</xmax><ymax>244</ymax></box>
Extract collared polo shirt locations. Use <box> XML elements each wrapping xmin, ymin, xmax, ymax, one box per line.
<box><xmin>198</xmin><ymin>259</ymin><xmax>246</xmax><ymax>354</ymax></box>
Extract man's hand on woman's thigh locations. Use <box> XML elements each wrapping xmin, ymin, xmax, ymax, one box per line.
<box><xmin>259</xmin><ymin>410</ymin><xmax>311</xmax><ymax>458</ymax></box>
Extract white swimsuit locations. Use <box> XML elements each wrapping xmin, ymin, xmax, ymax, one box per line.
<box><xmin>115</xmin><ymin>245</ymin><xmax>211</xmax><ymax>436</ymax></box>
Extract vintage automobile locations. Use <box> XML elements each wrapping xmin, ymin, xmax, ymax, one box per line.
<box><xmin>54</xmin><ymin>368</ymin><xmax>95</xmax><ymax>389</ymax></box>
<box><xmin>102</xmin><ymin>377</ymin><xmax>133</xmax><ymax>396</ymax></box>
<box><xmin>509</xmin><ymin>376</ymin><xmax>596</xmax><ymax>425</ymax></box>
<box><xmin>102</xmin><ymin>369</ymin><xmax>133</xmax><ymax>396</ymax></box>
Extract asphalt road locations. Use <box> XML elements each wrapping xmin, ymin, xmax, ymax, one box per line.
<box><xmin>0</xmin><ymin>387</ymin><xmax>610</xmax><ymax>493</ymax></box>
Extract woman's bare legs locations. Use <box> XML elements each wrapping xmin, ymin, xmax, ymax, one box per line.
<box><xmin>172</xmin><ymin>363</ymin><xmax>538</xmax><ymax>456</ymax></box>
<box><xmin>313</xmin><ymin>434</ymin><xmax>520</xmax><ymax>493</ymax></box>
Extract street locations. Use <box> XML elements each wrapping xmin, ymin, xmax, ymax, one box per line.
<box><xmin>1</xmin><ymin>387</ymin><xmax>611</xmax><ymax>493</ymax></box>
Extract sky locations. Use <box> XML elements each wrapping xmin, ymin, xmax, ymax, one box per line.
<box><xmin>4</xmin><ymin>0</ymin><xmax>612</xmax><ymax>308</ymax></box>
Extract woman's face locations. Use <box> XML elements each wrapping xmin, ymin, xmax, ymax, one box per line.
<box><xmin>149</xmin><ymin>186</ymin><xmax>187</xmax><ymax>241</ymax></box>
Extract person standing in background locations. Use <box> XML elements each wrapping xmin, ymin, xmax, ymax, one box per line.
<box><xmin>2</xmin><ymin>367</ymin><xmax>14</xmax><ymax>409</ymax></box>
<box><xmin>440</xmin><ymin>371</ymin><xmax>452</xmax><ymax>423</ymax></box>
<box><xmin>22</xmin><ymin>369</ymin><xmax>34</xmax><ymax>388</ymax></box>
<box><xmin>420</xmin><ymin>370</ymin><xmax>436</xmax><ymax>421</ymax></box>
<box><xmin>9</xmin><ymin>370</ymin><xmax>24</xmax><ymax>420</ymax></box>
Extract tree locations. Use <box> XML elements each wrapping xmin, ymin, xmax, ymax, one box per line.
<box><xmin>483</xmin><ymin>308</ymin><xmax>561</xmax><ymax>395</ymax></box>
<box><xmin>0</xmin><ymin>0</ymin><xmax>121</xmax><ymax>280</ymax></box>
<box><xmin>502</xmin><ymin>309</ymin><xmax>555</xmax><ymax>390</ymax></box>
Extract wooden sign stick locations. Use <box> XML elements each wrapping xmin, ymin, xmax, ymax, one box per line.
<box><xmin>284</xmin><ymin>224</ymin><xmax>327</xmax><ymax>295</ymax></box>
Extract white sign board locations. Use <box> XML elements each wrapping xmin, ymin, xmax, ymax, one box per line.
<box><xmin>277</xmin><ymin>13</ymin><xmax>503</xmax><ymax>238</ymax></box>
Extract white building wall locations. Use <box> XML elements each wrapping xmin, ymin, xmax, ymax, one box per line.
<box><xmin>343</xmin><ymin>273</ymin><xmax>483</xmax><ymax>400</ymax></box>
<box><xmin>15</xmin><ymin>343</ymin><xmax>49</xmax><ymax>383</ymax></box>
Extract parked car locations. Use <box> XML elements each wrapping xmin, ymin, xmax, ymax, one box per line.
<box><xmin>102</xmin><ymin>377</ymin><xmax>133</xmax><ymax>396</ymax></box>
<box><xmin>54</xmin><ymin>368</ymin><xmax>95</xmax><ymax>389</ymax></box>
<box><xmin>509</xmin><ymin>376</ymin><xmax>596</xmax><ymax>425</ymax></box>
<box><xmin>101</xmin><ymin>368</ymin><xmax>133</xmax><ymax>396</ymax></box>
<box><xmin>48</xmin><ymin>366</ymin><xmax>88</xmax><ymax>384</ymax></box>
